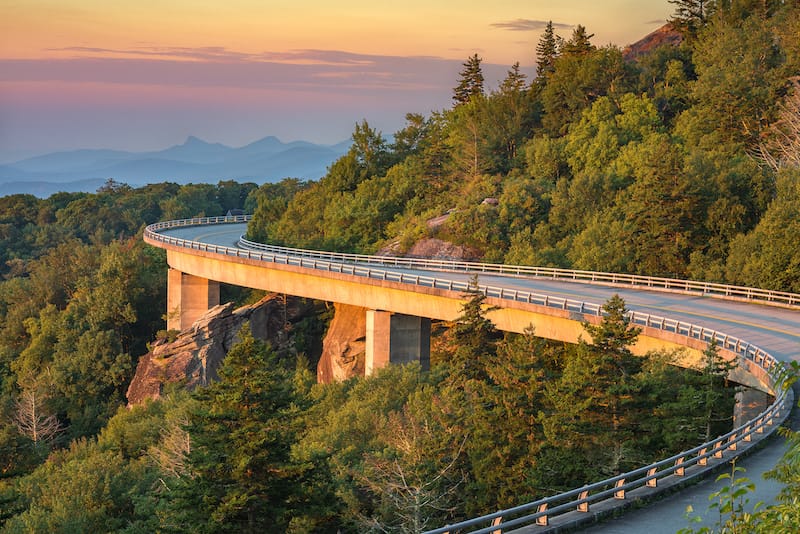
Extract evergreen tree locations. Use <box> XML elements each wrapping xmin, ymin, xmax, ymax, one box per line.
<box><xmin>696</xmin><ymin>340</ymin><xmax>736</xmax><ymax>440</ymax></box>
<box><xmin>452</xmin><ymin>54</ymin><xmax>485</xmax><ymax>106</ymax></box>
<box><xmin>447</xmin><ymin>96</ymin><xmax>488</xmax><ymax>178</ymax></box>
<box><xmin>582</xmin><ymin>294</ymin><xmax>641</xmax><ymax>354</ymax></box>
<box><xmin>499</xmin><ymin>62</ymin><xmax>527</xmax><ymax>94</ymax></box>
<box><xmin>162</xmin><ymin>325</ymin><xmax>304</xmax><ymax>533</ymax></box>
<box><xmin>542</xmin><ymin>295</ymin><xmax>647</xmax><ymax>477</ymax></box>
<box><xmin>447</xmin><ymin>275</ymin><xmax>499</xmax><ymax>383</ymax></box>
<box><xmin>535</xmin><ymin>21</ymin><xmax>560</xmax><ymax>83</ymax></box>
<box><xmin>561</xmin><ymin>25</ymin><xmax>595</xmax><ymax>56</ymax></box>
<box><xmin>669</xmin><ymin>0</ymin><xmax>716</xmax><ymax>34</ymax></box>
<box><xmin>485</xmin><ymin>63</ymin><xmax>538</xmax><ymax>173</ymax></box>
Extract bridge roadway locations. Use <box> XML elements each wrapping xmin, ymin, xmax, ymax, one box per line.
<box><xmin>154</xmin><ymin>221</ymin><xmax>799</xmax><ymax>533</ymax></box>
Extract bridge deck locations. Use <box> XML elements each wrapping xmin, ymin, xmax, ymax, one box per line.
<box><xmin>150</xmin><ymin>220</ymin><xmax>800</xmax><ymax>533</ymax></box>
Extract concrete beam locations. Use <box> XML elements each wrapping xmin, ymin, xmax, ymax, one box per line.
<box><xmin>167</xmin><ymin>268</ymin><xmax>220</xmax><ymax>331</ymax></box>
<box><xmin>162</xmin><ymin>248</ymin><xmax>771</xmax><ymax>393</ymax></box>
<box><xmin>366</xmin><ymin>311</ymin><xmax>431</xmax><ymax>376</ymax></box>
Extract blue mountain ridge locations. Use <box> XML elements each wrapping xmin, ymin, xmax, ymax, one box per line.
<box><xmin>1</xmin><ymin>135</ymin><xmax>351</xmax><ymax>197</ymax></box>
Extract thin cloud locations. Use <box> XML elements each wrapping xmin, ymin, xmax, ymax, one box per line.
<box><xmin>48</xmin><ymin>46</ymin><xmax>255</xmax><ymax>62</ymax></box>
<box><xmin>45</xmin><ymin>45</ymin><xmax>441</xmax><ymax>68</ymax></box>
<box><xmin>0</xmin><ymin>52</ymin><xmax>475</xmax><ymax>94</ymax></box>
<box><xmin>490</xmin><ymin>19</ymin><xmax>573</xmax><ymax>32</ymax></box>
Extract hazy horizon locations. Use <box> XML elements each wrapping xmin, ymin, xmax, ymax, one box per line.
<box><xmin>1</xmin><ymin>1</ymin><xmax>672</xmax><ymax>163</ymax></box>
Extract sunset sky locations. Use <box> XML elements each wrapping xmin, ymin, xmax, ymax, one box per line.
<box><xmin>0</xmin><ymin>1</ymin><xmax>673</xmax><ymax>162</ymax></box>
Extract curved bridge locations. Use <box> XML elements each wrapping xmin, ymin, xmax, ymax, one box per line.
<box><xmin>144</xmin><ymin>216</ymin><xmax>797</xmax><ymax>533</ymax></box>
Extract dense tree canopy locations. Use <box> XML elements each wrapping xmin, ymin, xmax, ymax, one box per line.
<box><xmin>2</xmin><ymin>1</ymin><xmax>800</xmax><ymax>531</ymax></box>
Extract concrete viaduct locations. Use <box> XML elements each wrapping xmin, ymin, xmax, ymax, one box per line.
<box><xmin>144</xmin><ymin>216</ymin><xmax>798</xmax><ymax>533</ymax></box>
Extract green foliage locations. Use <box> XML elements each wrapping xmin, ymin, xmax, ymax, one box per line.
<box><xmin>678</xmin><ymin>11</ymin><xmax>784</xmax><ymax>149</ymax></box>
<box><xmin>444</xmin><ymin>276</ymin><xmax>500</xmax><ymax>383</ymax></box>
<box><xmin>452</xmin><ymin>54</ymin><xmax>485</xmax><ymax>106</ymax></box>
<box><xmin>535</xmin><ymin>21</ymin><xmax>560</xmax><ymax>83</ymax></box>
<box><xmin>1</xmin><ymin>437</ymin><xmax>158</xmax><ymax>533</ymax></box>
<box><xmin>679</xmin><ymin>464</ymin><xmax>762</xmax><ymax>534</ymax></box>
<box><xmin>725</xmin><ymin>169</ymin><xmax>800</xmax><ymax>292</ymax></box>
<box><xmin>541</xmin><ymin>46</ymin><xmax>631</xmax><ymax>135</ymax></box>
<box><xmin>245</xmin><ymin>178</ymin><xmax>307</xmax><ymax>243</ymax></box>
<box><xmin>669</xmin><ymin>0</ymin><xmax>716</xmax><ymax>35</ymax></box>
<box><xmin>161</xmin><ymin>325</ymin><xmax>305</xmax><ymax>533</ymax></box>
<box><xmin>3</xmin><ymin>3</ymin><xmax>800</xmax><ymax>529</ymax></box>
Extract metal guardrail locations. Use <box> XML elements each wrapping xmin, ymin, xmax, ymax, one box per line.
<box><xmin>235</xmin><ymin>236</ymin><xmax>800</xmax><ymax>310</ymax></box>
<box><xmin>425</xmin><ymin>388</ymin><xmax>792</xmax><ymax>534</ymax></box>
<box><xmin>146</xmin><ymin>216</ymin><xmax>800</xmax><ymax>309</ymax></box>
<box><xmin>144</xmin><ymin>216</ymin><xmax>795</xmax><ymax>533</ymax></box>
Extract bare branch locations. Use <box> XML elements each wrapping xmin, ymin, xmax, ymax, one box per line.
<box><xmin>756</xmin><ymin>78</ymin><xmax>800</xmax><ymax>171</ymax></box>
<box><xmin>12</xmin><ymin>388</ymin><xmax>64</xmax><ymax>447</ymax></box>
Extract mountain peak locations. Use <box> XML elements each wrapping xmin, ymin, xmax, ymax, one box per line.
<box><xmin>183</xmin><ymin>135</ymin><xmax>208</xmax><ymax>146</ymax></box>
<box><xmin>623</xmin><ymin>23</ymin><xmax>683</xmax><ymax>61</ymax></box>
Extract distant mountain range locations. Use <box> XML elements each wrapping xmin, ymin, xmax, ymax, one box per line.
<box><xmin>0</xmin><ymin>136</ymin><xmax>351</xmax><ymax>197</ymax></box>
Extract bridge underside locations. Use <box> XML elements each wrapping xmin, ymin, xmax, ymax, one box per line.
<box><xmin>163</xmin><ymin>248</ymin><xmax>773</xmax><ymax>393</ymax></box>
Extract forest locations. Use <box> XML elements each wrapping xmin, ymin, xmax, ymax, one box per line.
<box><xmin>1</xmin><ymin>0</ymin><xmax>800</xmax><ymax>531</ymax></box>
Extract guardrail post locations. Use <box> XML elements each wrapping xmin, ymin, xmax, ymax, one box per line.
<box><xmin>714</xmin><ymin>441</ymin><xmax>724</xmax><ymax>459</ymax></box>
<box><xmin>728</xmin><ymin>434</ymin><xmax>738</xmax><ymax>451</ymax></box>
<box><xmin>577</xmin><ymin>490</ymin><xmax>589</xmax><ymax>512</ymax></box>
<box><xmin>675</xmin><ymin>457</ymin><xmax>685</xmax><ymax>476</ymax></box>
<box><xmin>698</xmin><ymin>448</ymin><xmax>708</xmax><ymax>466</ymax></box>
<box><xmin>536</xmin><ymin>504</ymin><xmax>548</xmax><ymax>526</ymax></box>
<box><xmin>614</xmin><ymin>479</ymin><xmax>626</xmax><ymax>499</ymax></box>
<box><xmin>646</xmin><ymin>467</ymin><xmax>658</xmax><ymax>487</ymax></box>
<box><xmin>491</xmin><ymin>516</ymin><xmax>503</xmax><ymax>534</ymax></box>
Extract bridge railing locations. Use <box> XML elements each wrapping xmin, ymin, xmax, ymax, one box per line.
<box><xmin>235</xmin><ymin>235</ymin><xmax>800</xmax><ymax>309</ymax></box>
<box><xmin>144</xmin><ymin>217</ymin><xmax>796</xmax><ymax>532</ymax></box>
<box><xmin>145</xmin><ymin>216</ymin><xmax>800</xmax><ymax>308</ymax></box>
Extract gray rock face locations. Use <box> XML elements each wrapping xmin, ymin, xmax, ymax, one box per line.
<box><xmin>316</xmin><ymin>302</ymin><xmax>366</xmax><ymax>384</ymax></box>
<box><xmin>126</xmin><ymin>294</ymin><xmax>312</xmax><ymax>405</ymax></box>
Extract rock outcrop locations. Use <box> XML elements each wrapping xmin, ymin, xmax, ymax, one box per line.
<box><xmin>126</xmin><ymin>294</ymin><xmax>313</xmax><ymax>405</ymax></box>
<box><xmin>623</xmin><ymin>23</ymin><xmax>683</xmax><ymax>61</ymax></box>
<box><xmin>317</xmin><ymin>302</ymin><xmax>366</xmax><ymax>384</ymax></box>
<box><xmin>404</xmin><ymin>238</ymin><xmax>482</xmax><ymax>261</ymax></box>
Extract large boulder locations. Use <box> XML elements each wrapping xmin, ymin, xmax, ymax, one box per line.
<box><xmin>126</xmin><ymin>294</ymin><xmax>313</xmax><ymax>405</ymax></box>
<box><xmin>317</xmin><ymin>302</ymin><xmax>366</xmax><ymax>384</ymax></box>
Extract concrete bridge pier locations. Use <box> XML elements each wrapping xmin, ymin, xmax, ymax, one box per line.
<box><xmin>167</xmin><ymin>268</ymin><xmax>220</xmax><ymax>331</ymax></box>
<box><xmin>365</xmin><ymin>310</ymin><xmax>431</xmax><ymax>376</ymax></box>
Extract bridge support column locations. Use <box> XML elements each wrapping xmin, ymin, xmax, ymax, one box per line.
<box><xmin>167</xmin><ymin>268</ymin><xmax>220</xmax><ymax>331</ymax></box>
<box><xmin>365</xmin><ymin>311</ymin><xmax>430</xmax><ymax>376</ymax></box>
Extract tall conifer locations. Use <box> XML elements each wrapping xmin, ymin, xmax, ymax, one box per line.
<box><xmin>535</xmin><ymin>21</ymin><xmax>560</xmax><ymax>82</ymax></box>
<box><xmin>452</xmin><ymin>54</ymin><xmax>485</xmax><ymax>106</ymax></box>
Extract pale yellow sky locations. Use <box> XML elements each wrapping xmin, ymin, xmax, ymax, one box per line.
<box><xmin>3</xmin><ymin>0</ymin><xmax>671</xmax><ymax>64</ymax></box>
<box><xmin>0</xmin><ymin>0</ymin><xmax>675</xmax><ymax>158</ymax></box>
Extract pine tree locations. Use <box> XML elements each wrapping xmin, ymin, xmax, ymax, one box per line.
<box><xmin>162</xmin><ymin>325</ymin><xmax>304</xmax><ymax>533</ymax></box>
<box><xmin>499</xmin><ymin>62</ymin><xmax>527</xmax><ymax>95</ymax></box>
<box><xmin>452</xmin><ymin>54</ymin><xmax>485</xmax><ymax>106</ymax></box>
<box><xmin>669</xmin><ymin>0</ymin><xmax>716</xmax><ymax>34</ymax></box>
<box><xmin>447</xmin><ymin>275</ymin><xmax>499</xmax><ymax>382</ymax></box>
<box><xmin>696</xmin><ymin>340</ymin><xmax>736</xmax><ymax>440</ymax></box>
<box><xmin>542</xmin><ymin>295</ymin><xmax>648</xmax><ymax>476</ymax></box>
<box><xmin>535</xmin><ymin>21</ymin><xmax>560</xmax><ymax>83</ymax></box>
<box><xmin>561</xmin><ymin>25</ymin><xmax>595</xmax><ymax>56</ymax></box>
<box><xmin>582</xmin><ymin>294</ymin><xmax>641</xmax><ymax>354</ymax></box>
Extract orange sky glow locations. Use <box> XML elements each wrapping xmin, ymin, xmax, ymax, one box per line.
<box><xmin>0</xmin><ymin>0</ymin><xmax>673</xmax><ymax>160</ymax></box>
